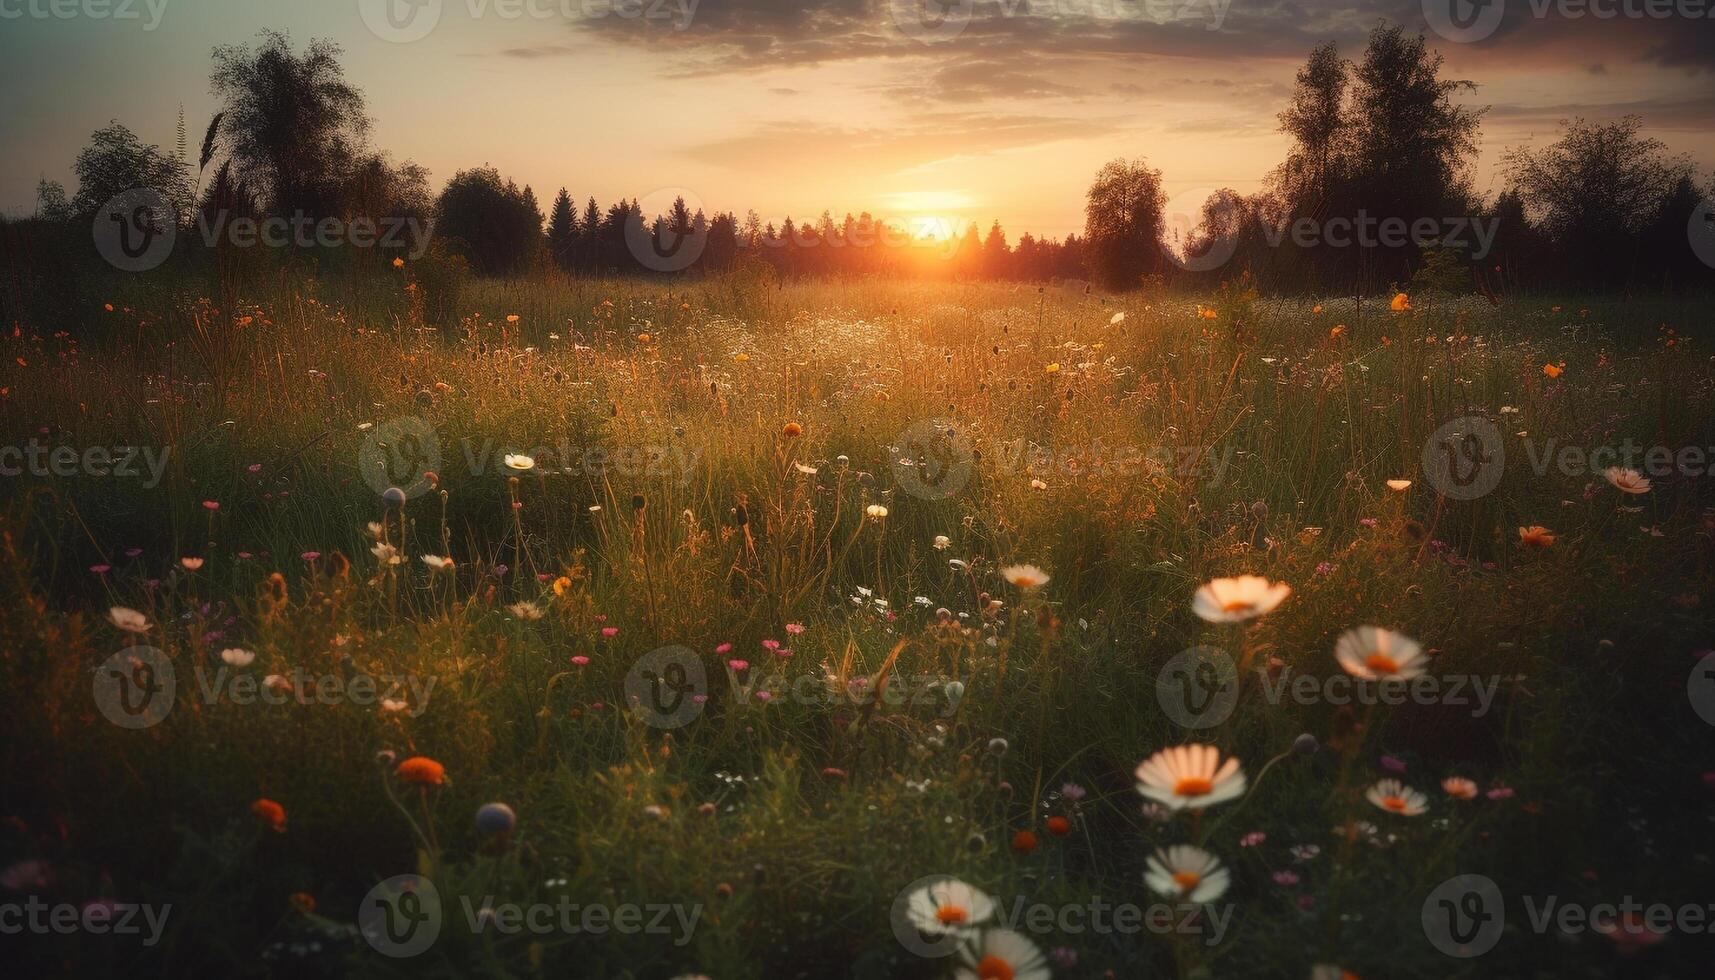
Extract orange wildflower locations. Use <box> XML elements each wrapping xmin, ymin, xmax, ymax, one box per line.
<box><xmin>1518</xmin><ymin>526</ymin><xmax>1555</xmax><ymax>547</ymax></box>
<box><xmin>251</xmin><ymin>797</ymin><xmax>286</xmax><ymax>832</ymax></box>
<box><xmin>396</xmin><ymin>756</ymin><xmax>447</xmax><ymax>786</ymax></box>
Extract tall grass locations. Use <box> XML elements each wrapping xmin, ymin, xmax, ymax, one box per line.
<box><xmin>2</xmin><ymin>269</ymin><xmax>1712</xmax><ymax>977</ymax></box>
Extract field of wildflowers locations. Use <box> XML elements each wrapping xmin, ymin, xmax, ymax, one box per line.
<box><xmin>2</xmin><ymin>272</ymin><xmax>1712</xmax><ymax>978</ymax></box>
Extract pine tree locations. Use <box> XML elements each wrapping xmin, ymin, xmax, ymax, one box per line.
<box><xmin>547</xmin><ymin>188</ymin><xmax>577</xmax><ymax>271</ymax></box>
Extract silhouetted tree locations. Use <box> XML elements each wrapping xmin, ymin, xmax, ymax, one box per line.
<box><xmin>209</xmin><ymin>31</ymin><xmax>369</xmax><ymax>220</ymax></box>
<box><xmin>70</xmin><ymin>122</ymin><xmax>182</xmax><ymax>218</ymax></box>
<box><xmin>1276</xmin><ymin>41</ymin><xmax>1349</xmax><ymax>211</ymax></box>
<box><xmin>1504</xmin><ymin>116</ymin><xmax>1695</xmax><ymax>288</ymax></box>
<box><xmin>436</xmin><ymin>168</ymin><xmax>542</xmax><ymax>276</ymax></box>
<box><xmin>35</xmin><ymin>179</ymin><xmax>71</xmax><ymax>222</ymax></box>
<box><xmin>547</xmin><ymin>188</ymin><xmax>577</xmax><ymax>271</ymax></box>
<box><xmin>1083</xmin><ymin>158</ymin><xmax>1167</xmax><ymax>290</ymax></box>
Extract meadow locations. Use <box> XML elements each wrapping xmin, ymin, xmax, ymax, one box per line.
<box><xmin>3</xmin><ymin>267</ymin><xmax>1713</xmax><ymax>979</ymax></box>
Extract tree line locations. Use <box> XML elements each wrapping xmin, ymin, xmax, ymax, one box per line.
<box><xmin>14</xmin><ymin>25</ymin><xmax>1715</xmax><ymax>296</ymax></box>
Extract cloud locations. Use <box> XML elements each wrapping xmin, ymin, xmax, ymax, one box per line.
<box><xmin>683</xmin><ymin>111</ymin><xmax>1121</xmax><ymax>177</ymax></box>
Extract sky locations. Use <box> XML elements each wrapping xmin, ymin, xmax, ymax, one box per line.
<box><xmin>1</xmin><ymin>0</ymin><xmax>1711</xmax><ymax>240</ymax></box>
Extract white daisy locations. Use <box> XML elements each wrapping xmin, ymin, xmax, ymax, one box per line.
<box><xmin>1135</xmin><ymin>744</ymin><xmax>1246</xmax><ymax>810</ymax></box>
<box><xmin>1333</xmin><ymin>626</ymin><xmax>1426</xmax><ymax>681</ymax></box>
<box><xmin>1145</xmin><ymin>845</ymin><xmax>1231</xmax><ymax>903</ymax></box>
<box><xmin>954</xmin><ymin>929</ymin><xmax>1049</xmax><ymax>980</ymax></box>
<box><xmin>1365</xmin><ymin>779</ymin><xmax>1428</xmax><ymax>816</ymax></box>
<box><xmin>1603</xmin><ymin>466</ymin><xmax>1650</xmax><ymax>494</ymax></box>
<box><xmin>1191</xmin><ymin>575</ymin><xmax>1292</xmax><ymax>623</ymax></box>
<box><xmin>220</xmin><ymin>648</ymin><xmax>255</xmax><ymax>668</ymax></box>
<box><xmin>504</xmin><ymin>453</ymin><xmax>536</xmax><ymax>473</ymax></box>
<box><xmin>507</xmin><ymin>601</ymin><xmax>544</xmax><ymax>620</ymax></box>
<box><xmin>905</xmin><ymin>878</ymin><xmax>994</xmax><ymax>936</ymax></box>
<box><xmin>108</xmin><ymin>606</ymin><xmax>150</xmax><ymax>633</ymax></box>
<box><xmin>1000</xmin><ymin>564</ymin><xmax>1049</xmax><ymax>589</ymax></box>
